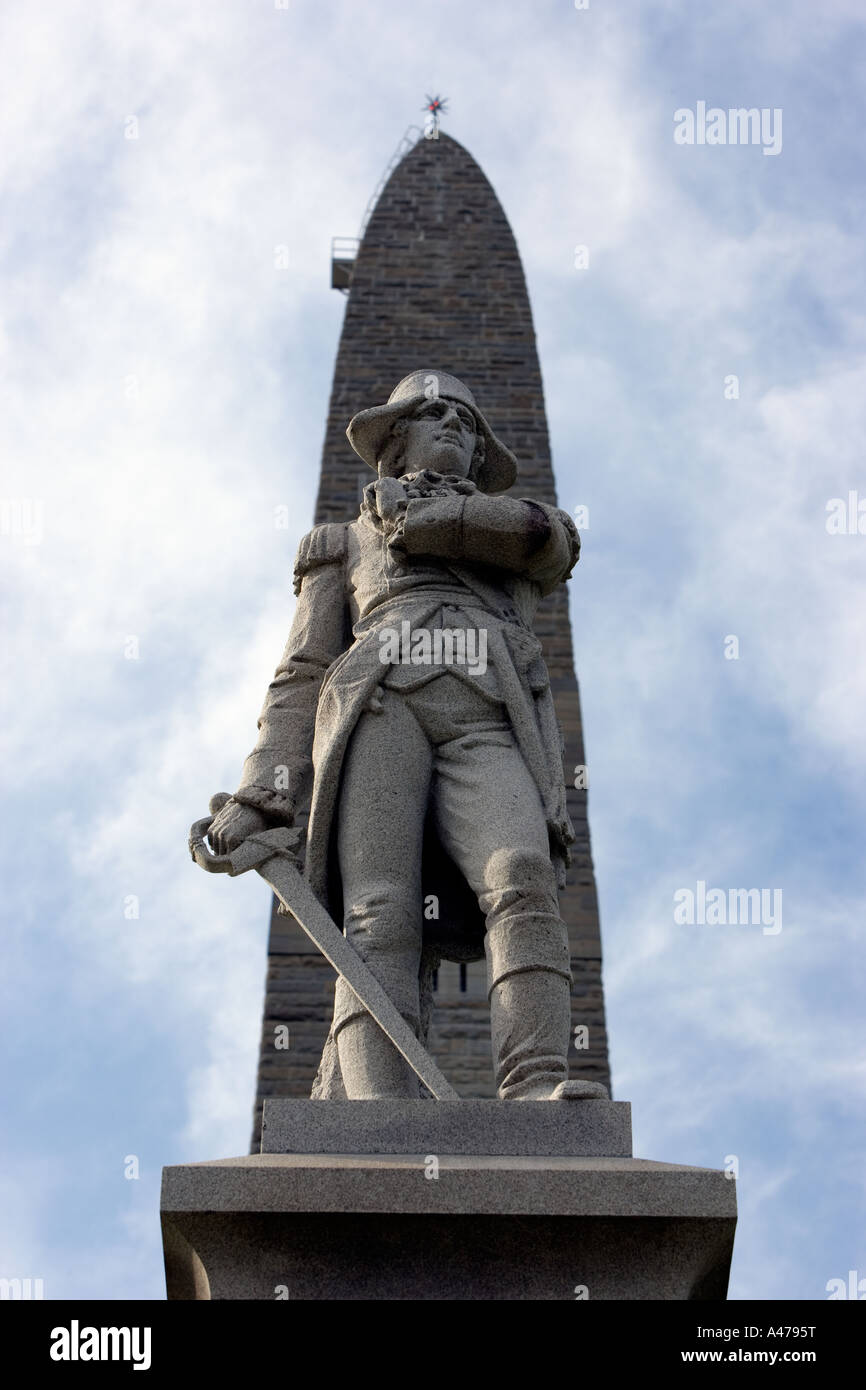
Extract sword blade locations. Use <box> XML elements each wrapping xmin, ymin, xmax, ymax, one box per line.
<box><xmin>259</xmin><ymin>856</ymin><xmax>459</xmax><ymax>1102</ymax></box>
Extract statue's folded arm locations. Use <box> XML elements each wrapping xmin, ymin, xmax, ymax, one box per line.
<box><xmin>400</xmin><ymin>493</ymin><xmax>579</xmax><ymax>595</ymax></box>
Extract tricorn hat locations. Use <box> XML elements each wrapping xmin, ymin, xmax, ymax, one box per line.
<box><xmin>346</xmin><ymin>369</ymin><xmax>518</xmax><ymax>494</ymax></box>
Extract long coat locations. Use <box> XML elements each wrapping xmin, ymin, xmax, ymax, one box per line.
<box><xmin>232</xmin><ymin>480</ymin><xmax>580</xmax><ymax>1088</ymax></box>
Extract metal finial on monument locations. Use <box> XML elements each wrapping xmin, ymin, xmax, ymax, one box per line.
<box><xmin>422</xmin><ymin>93</ymin><xmax>448</xmax><ymax>138</ymax></box>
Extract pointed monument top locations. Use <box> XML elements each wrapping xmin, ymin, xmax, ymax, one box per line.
<box><xmin>320</xmin><ymin>128</ymin><xmax>551</xmax><ymax>520</ymax></box>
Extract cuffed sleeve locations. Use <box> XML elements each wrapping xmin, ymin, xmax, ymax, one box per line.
<box><xmin>400</xmin><ymin>494</ymin><xmax>579</xmax><ymax>595</ymax></box>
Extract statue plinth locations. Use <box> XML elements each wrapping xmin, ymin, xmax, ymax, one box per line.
<box><xmin>160</xmin><ymin>1100</ymin><xmax>736</xmax><ymax>1300</ymax></box>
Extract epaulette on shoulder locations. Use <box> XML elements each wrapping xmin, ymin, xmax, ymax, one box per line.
<box><xmin>555</xmin><ymin>506</ymin><xmax>580</xmax><ymax>577</ymax></box>
<box><xmin>293</xmin><ymin>522</ymin><xmax>348</xmax><ymax>595</ymax></box>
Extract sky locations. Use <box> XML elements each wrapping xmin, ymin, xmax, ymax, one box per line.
<box><xmin>1</xmin><ymin>0</ymin><xmax>864</xmax><ymax>1302</ymax></box>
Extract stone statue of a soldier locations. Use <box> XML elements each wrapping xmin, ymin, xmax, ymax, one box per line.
<box><xmin>208</xmin><ymin>370</ymin><xmax>607</xmax><ymax>1102</ymax></box>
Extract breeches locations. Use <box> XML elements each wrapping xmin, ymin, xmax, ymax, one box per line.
<box><xmin>333</xmin><ymin>673</ymin><xmax>571</xmax><ymax>1035</ymax></box>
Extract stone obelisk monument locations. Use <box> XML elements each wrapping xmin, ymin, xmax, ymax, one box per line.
<box><xmin>249</xmin><ymin>130</ymin><xmax>609</xmax><ymax>1150</ymax></box>
<box><xmin>162</xmin><ymin>126</ymin><xmax>736</xmax><ymax>1301</ymax></box>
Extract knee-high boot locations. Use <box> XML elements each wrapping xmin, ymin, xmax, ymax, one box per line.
<box><xmin>336</xmin><ymin>1012</ymin><xmax>420</xmax><ymax>1099</ymax></box>
<box><xmin>489</xmin><ymin>967</ymin><xmax>570</xmax><ymax>1098</ymax></box>
<box><xmin>489</xmin><ymin>968</ymin><xmax>609</xmax><ymax>1100</ymax></box>
<box><xmin>485</xmin><ymin>915</ymin><xmax>609</xmax><ymax>1100</ymax></box>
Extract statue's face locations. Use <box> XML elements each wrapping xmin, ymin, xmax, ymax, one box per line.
<box><xmin>399</xmin><ymin>396</ymin><xmax>477</xmax><ymax>478</ymax></box>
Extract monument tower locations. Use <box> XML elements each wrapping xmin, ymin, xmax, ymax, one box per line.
<box><xmin>250</xmin><ymin>128</ymin><xmax>610</xmax><ymax>1148</ymax></box>
<box><xmin>164</xmin><ymin>122</ymin><xmax>737</xmax><ymax>1302</ymax></box>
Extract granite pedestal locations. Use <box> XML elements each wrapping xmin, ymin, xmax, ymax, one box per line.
<box><xmin>161</xmin><ymin>1099</ymin><xmax>736</xmax><ymax>1300</ymax></box>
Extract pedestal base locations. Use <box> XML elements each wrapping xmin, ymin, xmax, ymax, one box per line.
<box><xmin>161</xmin><ymin>1101</ymin><xmax>736</xmax><ymax>1300</ymax></box>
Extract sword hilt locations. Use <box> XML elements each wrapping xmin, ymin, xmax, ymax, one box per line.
<box><xmin>189</xmin><ymin>794</ymin><xmax>302</xmax><ymax>877</ymax></box>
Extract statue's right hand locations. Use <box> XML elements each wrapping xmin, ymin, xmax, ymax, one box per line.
<box><xmin>208</xmin><ymin>797</ymin><xmax>270</xmax><ymax>856</ymax></box>
<box><xmin>365</xmin><ymin>476</ymin><xmax>408</xmax><ymax>526</ymax></box>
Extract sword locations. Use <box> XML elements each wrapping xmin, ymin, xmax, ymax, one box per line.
<box><xmin>189</xmin><ymin>795</ymin><xmax>458</xmax><ymax>1101</ymax></box>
